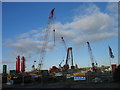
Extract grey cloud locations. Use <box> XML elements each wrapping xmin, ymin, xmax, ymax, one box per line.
<box><xmin>73</xmin><ymin>32</ymin><xmax>116</xmax><ymax>45</ymax></box>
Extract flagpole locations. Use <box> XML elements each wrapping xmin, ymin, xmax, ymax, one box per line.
<box><xmin>108</xmin><ymin>45</ymin><xmax>112</xmax><ymax>71</ymax></box>
<box><xmin>108</xmin><ymin>45</ymin><xmax>114</xmax><ymax>73</ymax></box>
<box><xmin>109</xmin><ymin>56</ymin><xmax>112</xmax><ymax>72</ymax></box>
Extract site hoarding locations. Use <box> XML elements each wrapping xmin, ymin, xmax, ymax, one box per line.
<box><xmin>66</xmin><ymin>73</ymin><xmax>86</xmax><ymax>81</ymax></box>
<box><xmin>74</xmin><ymin>73</ymin><xmax>86</xmax><ymax>81</ymax></box>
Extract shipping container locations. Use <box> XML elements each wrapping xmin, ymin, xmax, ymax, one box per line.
<box><xmin>41</xmin><ymin>70</ymin><xmax>48</xmax><ymax>76</ymax></box>
<box><xmin>10</xmin><ymin>70</ymin><xmax>16</xmax><ymax>75</ymax></box>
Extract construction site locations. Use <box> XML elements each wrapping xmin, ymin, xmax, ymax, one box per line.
<box><xmin>1</xmin><ymin>7</ymin><xmax>120</xmax><ymax>89</ymax></box>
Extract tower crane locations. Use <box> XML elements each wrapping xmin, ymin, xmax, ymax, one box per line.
<box><xmin>87</xmin><ymin>41</ymin><xmax>97</xmax><ymax>72</ymax></box>
<box><xmin>37</xmin><ymin>8</ymin><xmax>55</xmax><ymax>71</ymax></box>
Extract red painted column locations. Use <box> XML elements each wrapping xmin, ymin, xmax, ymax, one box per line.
<box><xmin>16</xmin><ymin>56</ymin><xmax>20</xmax><ymax>73</ymax></box>
<box><xmin>16</xmin><ymin>58</ymin><xmax>18</xmax><ymax>73</ymax></box>
<box><xmin>17</xmin><ymin>56</ymin><xmax>20</xmax><ymax>73</ymax></box>
<box><xmin>21</xmin><ymin>56</ymin><xmax>25</xmax><ymax>72</ymax></box>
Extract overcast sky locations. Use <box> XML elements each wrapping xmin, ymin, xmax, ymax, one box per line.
<box><xmin>1</xmin><ymin>2</ymin><xmax>118</xmax><ymax>73</ymax></box>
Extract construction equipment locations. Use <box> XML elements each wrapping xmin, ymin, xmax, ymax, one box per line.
<box><xmin>87</xmin><ymin>41</ymin><xmax>97</xmax><ymax>72</ymax></box>
<box><xmin>61</xmin><ymin>37</ymin><xmax>75</xmax><ymax>70</ymax></box>
<box><xmin>53</xmin><ymin>29</ymin><xmax>55</xmax><ymax>46</ymax></box>
<box><xmin>61</xmin><ymin>37</ymin><xmax>67</xmax><ymax>51</ymax></box>
<box><xmin>61</xmin><ymin>37</ymin><xmax>69</xmax><ymax>70</ymax></box>
<box><xmin>31</xmin><ymin>61</ymin><xmax>36</xmax><ymax>71</ymax></box>
<box><xmin>63</xmin><ymin>47</ymin><xmax>75</xmax><ymax>70</ymax></box>
<box><xmin>59</xmin><ymin>59</ymin><xmax>64</xmax><ymax>69</ymax></box>
<box><xmin>37</xmin><ymin>8</ymin><xmax>55</xmax><ymax>71</ymax></box>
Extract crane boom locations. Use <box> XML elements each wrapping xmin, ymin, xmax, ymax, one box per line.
<box><xmin>53</xmin><ymin>29</ymin><xmax>55</xmax><ymax>46</ymax></box>
<box><xmin>87</xmin><ymin>41</ymin><xmax>97</xmax><ymax>72</ymax></box>
<box><xmin>60</xmin><ymin>37</ymin><xmax>74</xmax><ymax>70</ymax></box>
<box><xmin>37</xmin><ymin>8</ymin><xmax>55</xmax><ymax>71</ymax></box>
<box><xmin>59</xmin><ymin>59</ymin><xmax>64</xmax><ymax>68</ymax></box>
<box><xmin>61</xmin><ymin>37</ymin><xmax>67</xmax><ymax>51</ymax></box>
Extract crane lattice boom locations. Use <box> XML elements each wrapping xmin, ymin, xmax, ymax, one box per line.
<box><xmin>37</xmin><ymin>8</ymin><xmax>55</xmax><ymax>70</ymax></box>
<box><xmin>61</xmin><ymin>37</ymin><xmax>67</xmax><ymax>51</ymax></box>
<box><xmin>87</xmin><ymin>41</ymin><xmax>97</xmax><ymax>72</ymax></box>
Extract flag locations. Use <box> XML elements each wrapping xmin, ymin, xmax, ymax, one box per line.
<box><xmin>109</xmin><ymin>46</ymin><xmax>114</xmax><ymax>58</ymax></box>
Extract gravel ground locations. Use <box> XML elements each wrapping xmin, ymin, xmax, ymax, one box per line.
<box><xmin>2</xmin><ymin>82</ymin><xmax>120</xmax><ymax>89</ymax></box>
